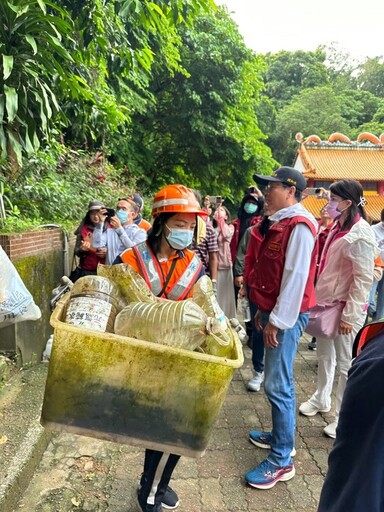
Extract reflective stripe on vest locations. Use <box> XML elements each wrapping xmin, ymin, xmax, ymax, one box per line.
<box><xmin>132</xmin><ymin>242</ymin><xmax>203</xmax><ymax>300</ymax></box>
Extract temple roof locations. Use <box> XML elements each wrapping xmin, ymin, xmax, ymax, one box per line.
<box><xmin>294</xmin><ymin>132</ymin><xmax>384</xmax><ymax>181</ymax></box>
<box><xmin>302</xmin><ymin>194</ymin><xmax>384</xmax><ymax>222</ymax></box>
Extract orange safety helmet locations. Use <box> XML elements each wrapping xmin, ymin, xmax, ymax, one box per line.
<box><xmin>151</xmin><ymin>184</ymin><xmax>204</xmax><ymax>217</ymax></box>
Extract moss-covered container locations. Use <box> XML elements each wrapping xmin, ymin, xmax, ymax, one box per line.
<box><xmin>41</xmin><ymin>296</ymin><xmax>244</xmax><ymax>458</ymax></box>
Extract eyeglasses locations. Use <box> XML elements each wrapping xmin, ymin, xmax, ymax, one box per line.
<box><xmin>264</xmin><ymin>183</ymin><xmax>290</xmax><ymax>193</ymax></box>
<box><xmin>118</xmin><ymin>196</ymin><xmax>139</xmax><ymax>212</ymax></box>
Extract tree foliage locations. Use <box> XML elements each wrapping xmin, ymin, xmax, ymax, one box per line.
<box><xmin>111</xmin><ymin>9</ymin><xmax>274</xmax><ymax>202</ymax></box>
<box><xmin>355</xmin><ymin>57</ymin><xmax>384</xmax><ymax>97</ymax></box>
<box><xmin>3</xmin><ymin>0</ymin><xmax>384</xmax><ymax>226</ymax></box>
<box><xmin>273</xmin><ymin>86</ymin><xmax>349</xmax><ymax>164</ymax></box>
<box><xmin>0</xmin><ymin>0</ymin><xmax>88</xmax><ymax>165</ymax></box>
<box><xmin>261</xmin><ymin>46</ymin><xmax>384</xmax><ymax>165</ymax></box>
<box><xmin>262</xmin><ymin>49</ymin><xmax>330</xmax><ymax>110</ymax></box>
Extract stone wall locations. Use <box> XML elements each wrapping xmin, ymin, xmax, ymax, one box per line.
<box><xmin>0</xmin><ymin>227</ymin><xmax>75</xmax><ymax>365</ymax></box>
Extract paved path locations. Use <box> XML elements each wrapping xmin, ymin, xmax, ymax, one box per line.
<box><xmin>14</xmin><ymin>332</ymin><xmax>335</xmax><ymax>512</ymax></box>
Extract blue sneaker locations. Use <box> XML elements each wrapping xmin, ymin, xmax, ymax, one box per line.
<box><xmin>249</xmin><ymin>430</ymin><xmax>296</xmax><ymax>457</ymax></box>
<box><xmin>245</xmin><ymin>459</ymin><xmax>295</xmax><ymax>489</ymax></box>
<box><xmin>249</xmin><ymin>430</ymin><xmax>272</xmax><ymax>449</ymax></box>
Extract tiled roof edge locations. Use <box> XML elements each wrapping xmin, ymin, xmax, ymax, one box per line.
<box><xmin>296</xmin><ymin>131</ymin><xmax>384</xmax><ymax>148</ymax></box>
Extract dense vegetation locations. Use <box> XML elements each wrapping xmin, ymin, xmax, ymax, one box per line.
<box><xmin>1</xmin><ymin>0</ymin><xmax>384</xmax><ymax>230</ymax></box>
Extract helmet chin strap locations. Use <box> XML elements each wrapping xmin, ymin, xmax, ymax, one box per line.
<box><xmin>163</xmin><ymin>224</ymin><xmax>178</xmax><ymax>250</ymax></box>
<box><xmin>165</xmin><ymin>238</ymin><xmax>177</xmax><ymax>250</ymax></box>
<box><xmin>157</xmin><ymin>223</ymin><xmax>176</xmax><ymax>250</ymax></box>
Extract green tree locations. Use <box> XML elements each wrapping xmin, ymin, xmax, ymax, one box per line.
<box><xmin>273</xmin><ymin>86</ymin><xmax>349</xmax><ymax>164</ymax></box>
<box><xmin>0</xmin><ymin>0</ymin><xmax>88</xmax><ymax>166</ymax></box>
<box><xmin>0</xmin><ymin>0</ymin><xmax>217</xmax><ymax>165</ymax></box>
<box><xmin>58</xmin><ymin>0</ymin><xmax>217</xmax><ymax>148</ymax></box>
<box><xmin>263</xmin><ymin>49</ymin><xmax>330</xmax><ymax>110</ymax></box>
<box><xmin>319</xmin><ymin>43</ymin><xmax>358</xmax><ymax>90</ymax></box>
<box><xmin>336</xmin><ymin>89</ymin><xmax>380</xmax><ymax>129</ymax></box>
<box><xmin>355</xmin><ymin>57</ymin><xmax>384</xmax><ymax>97</ymax></box>
<box><xmin>112</xmin><ymin>9</ymin><xmax>274</xmax><ymax>200</ymax></box>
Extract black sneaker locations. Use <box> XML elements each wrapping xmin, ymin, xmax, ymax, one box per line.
<box><xmin>162</xmin><ymin>486</ymin><xmax>180</xmax><ymax>510</ymax></box>
<box><xmin>308</xmin><ymin>337</ymin><xmax>317</xmax><ymax>351</ymax></box>
<box><xmin>136</xmin><ymin>489</ymin><xmax>163</xmax><ymax>512</ymax></box>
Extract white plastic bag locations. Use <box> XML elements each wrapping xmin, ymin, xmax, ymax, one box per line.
<box><xmin>0</xmin><ymin>245</ymin><xmax>41</xmax><ymax>327</ymax></box>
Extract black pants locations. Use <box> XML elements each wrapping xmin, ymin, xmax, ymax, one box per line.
<box><xmin>69</xmin><ymin>267</ymin><xmax>96</xmax><ymax>283</ymax></box>
<box><xmin>140</xmin><ymin>449</ymin><xmax>180</xmax><ymax>506</ymax></box>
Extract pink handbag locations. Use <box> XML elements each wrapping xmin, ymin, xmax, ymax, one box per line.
<box><xmin>305</xmin><ymin>301</ymin><xmax>345</xmax><ymax>340</ymax></box>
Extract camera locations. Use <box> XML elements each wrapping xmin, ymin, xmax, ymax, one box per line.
<box><xmin>209</xmin><ymin>196</ymin><xmax>222</xmax><ymax>205</ymax></box>
<box><xmin>105</xmin><ymin>208</ymin><xmax>116</xmax><ymax>220</ymax></box>
<box><xmin>305</xmin><ymin>188</ymin><xmax>329</xmax><ymax>199</ymax></box>
<box><xmin>305</xmin><ymin>188</ymin><xmax>319</xmax><ymax>196</ymax></box>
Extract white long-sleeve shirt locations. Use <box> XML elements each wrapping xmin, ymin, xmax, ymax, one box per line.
<box><xmin>372</xmin><ymin>221</ymin><xmax>384</xmax><ymax>260</ymax></box>
<box><xmin>92</xmin><ymin>222</ymin><xmax>147</xmax><ymax>265</ymax></box>
<box><xmin>268</xmin><ymin>203</ymin><xmax>317</xmax><ymax>330</ymax></box>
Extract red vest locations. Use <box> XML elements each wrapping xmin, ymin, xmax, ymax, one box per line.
<box><xmin>230</xmin><ymin>216</ymin><xmax>260</xmax><ymax>263</ymax></box>
<box><xmin>244</xmin><ymin>223</ymin><xmax>264</xmax><ymax>284</ymax></box>
<box><xmin>249</xmin><ymin>216</ymin><xmax>317</xmax><ymax>313</ymax></box>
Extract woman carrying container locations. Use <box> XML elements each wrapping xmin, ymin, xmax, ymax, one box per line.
<box><xmin>299</xmin><ymin>179</ymin><xmax>378</xmax><ymax>439</ymax></box>
<box><xmin>114</xmin><ymin>184</ymin><xmax>206</xmax><ymax>512</ymax></box>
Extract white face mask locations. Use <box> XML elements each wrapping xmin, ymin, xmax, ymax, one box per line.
<box><xmin>165</xmin><ymin>225</ymin><xmax>194</xmax><ymax>250</ymax></box>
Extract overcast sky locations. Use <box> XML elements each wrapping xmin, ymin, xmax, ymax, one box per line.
<box><xmin>215</xmin><ymin>0</ymin><xmax>384</xmax><ymax>61</ymax></box>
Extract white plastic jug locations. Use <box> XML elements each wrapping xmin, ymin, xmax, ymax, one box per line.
<box><xmin>65</xmin><ymin>276</ymin><xmax>122</xmax><ymax>333</ymax></box>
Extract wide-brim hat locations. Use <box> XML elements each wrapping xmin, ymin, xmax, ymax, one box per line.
<box><xmin>88</xmin><ymin>201</ymin><xmax>105</xmax><ymax>211</ymax></box>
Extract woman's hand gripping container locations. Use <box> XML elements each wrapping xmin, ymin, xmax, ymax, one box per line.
<box><xmin>40</xmin><ymin>294</ymin><xmax>244</xmax><ymax>458</ymax></box>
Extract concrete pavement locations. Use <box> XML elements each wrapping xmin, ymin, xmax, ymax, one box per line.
<box><xmin>9</xmin><ymin>331</ymin><xmax>336</xmax><ymax>512</ymax></box>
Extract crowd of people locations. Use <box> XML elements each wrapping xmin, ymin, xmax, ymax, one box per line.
<box><xmin>69</xmin><ymin>173</ymin><xmax>383</xmax><ymax>512</ymax></box>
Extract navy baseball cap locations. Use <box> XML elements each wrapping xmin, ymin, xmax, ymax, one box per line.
<box><xmin>253</xmin><ymin>167</ymin><xmax>307</xmax><ymax>192</ymax></box>
<box><xmin>132</xmin><ymin>193</ymin><xmax>144</xmax><ymax>211</ymax></box>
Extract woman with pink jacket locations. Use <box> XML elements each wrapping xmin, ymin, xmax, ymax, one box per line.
<box><xmin>299</xmin><ymin>179</ymin><xmax>378</xmax><ymax>439</ymax></box>
<box><xmin>213</xmin><ymin>204</ymin><xmax>236</xmax><ymax>318</ymax></box>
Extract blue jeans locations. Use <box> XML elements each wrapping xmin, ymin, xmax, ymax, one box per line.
<box><xmin>249</xmin><ymin>299</ymin><xmax>264</xmax><ymax>374</ymax></box>
<box><xmin>370</xmin><ymin>273</ymin><xmax>384</xmax><ymax>321</ymax></box>
<box><xmin>259</xmin><ymin>310</ymin><xmax>309</xmax><ymax>467</ymax></box>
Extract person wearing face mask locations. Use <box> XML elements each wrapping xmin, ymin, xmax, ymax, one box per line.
<box><xmin>230</xmin><ymin>191</ymin><xmax>264</xmax><ymax>266</ymax></box>
<box><xmin>231</xmin><ymin>190</ymin><xmax>264</xmax><ymax>338</ymax></box>
<box><xmin>212</xmin><ymin>204</ymin><xmax>236</xmax><ymax>318</ymax></box>
<box><xmin>114</xmin><ymin>184</ymin><xmax>206</xmax><ymax>512</ymax></box>
<box><xmin>299</xmin><ymin>179</ymin><xmax>379</xmax><ymax>439</ymax></box>
<box><xmin>92</xmin><ymin>197</ymin><xmax>147</xmax><ymax>265</ymax></box>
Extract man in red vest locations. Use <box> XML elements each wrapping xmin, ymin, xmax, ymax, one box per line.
<box><xmin>245</xmin><ymin>167</ymin><xmax>318</xmax><ymax>490</ymax></box>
